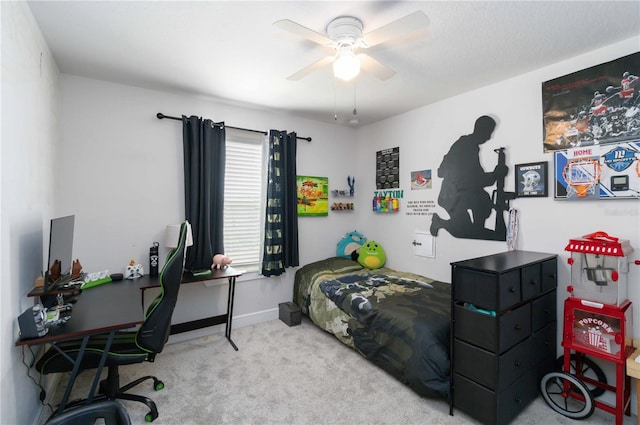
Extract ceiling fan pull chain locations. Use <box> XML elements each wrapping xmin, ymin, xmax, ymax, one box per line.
<box><xmin>333</xmin><ymin>77</ymin><xmax>338</xmax><ymax>121</ymax></box>
<box><xmin>353</xmin><ymin>81</ymin><xmax>358</xmax><ymax>116</ymax></box>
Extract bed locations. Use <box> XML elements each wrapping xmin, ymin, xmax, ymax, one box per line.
<box><xmin>293</xmin><ymin>257</ymin><xmax>451</xmax><ymax>399</ymax></box>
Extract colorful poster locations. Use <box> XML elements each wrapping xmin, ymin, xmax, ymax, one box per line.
<box><xmin>542</xmin><ymin>52</ymin><xmax>640</xmax><ymax>152</ymax></box>
<box><xmin>296</xmin><ymin>176</ymin><xmax>328</xmax><ymax>216</ymax></box>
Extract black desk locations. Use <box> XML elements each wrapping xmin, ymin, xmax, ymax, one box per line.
<box><xmin>16</xmin><ymin>281</ymin><xmax>144</xmax><ymax>416</ymax></box>
<box><xmin>134</xmin><ymin>266</ymin><xmax>243</xmax><ymax>351</ymax></box>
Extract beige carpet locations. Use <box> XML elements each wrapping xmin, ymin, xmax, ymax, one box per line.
<box><xmin>53</xmin><ymin>318</ymin><xmax>633</xmax><ymax>424</ymax></box>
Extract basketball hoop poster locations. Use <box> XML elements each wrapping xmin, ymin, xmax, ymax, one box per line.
<box><xmin>553</xmin><ymin>141</ymin><xmax>640</xmax><ymax>200</ymax></box>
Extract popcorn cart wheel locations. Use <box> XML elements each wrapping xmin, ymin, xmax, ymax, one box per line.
<box><xmin>555</xmin><ymin>354</ymin><xmax>607</xmax><ymax>398</ymax></box>
<box><xmin>540</xmin><ymin>371</ymin><xmax>595</xmax><ymax>419</ymax></box>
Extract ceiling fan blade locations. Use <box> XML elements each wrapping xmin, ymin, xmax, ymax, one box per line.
<box><xmin>362</xmin><ymin>11</ymin><xmax>430</xmax><ymax>47</ymax></box>
<box><xmin>358</xmin><ymin>54</ymin><xmax>396</xmax><ymax>81</ymax></box>
<box><xmin>287</xmin><ymin>56</ymin><xmax>335</xmax><ymax>81</ymax></box>
<box><xmin>274</xmin><ymin>19</ymin><xmax>333</xmax><ymax>46</ymax></box>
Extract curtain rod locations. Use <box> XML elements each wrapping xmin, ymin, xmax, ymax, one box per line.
<box><xmin>156</xmin><ymin>113</ymin><xmax>312</xmax><ymax>142</ymax></box>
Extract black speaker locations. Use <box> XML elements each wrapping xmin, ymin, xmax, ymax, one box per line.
<box><xmin>18</xmin><ymin>305</ymin><xmax>48</xmax><ymax>339</ymax></box>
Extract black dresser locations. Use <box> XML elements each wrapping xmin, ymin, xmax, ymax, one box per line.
<box><xmin>450</xmin><ymin>250</ymin><xmax>558</xmax><ymax>425</ymax></box>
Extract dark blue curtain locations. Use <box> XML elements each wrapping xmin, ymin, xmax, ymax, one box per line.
<box><xmin>261</xmin><ymin>130</ymin><xmax>299</xmax><ymax>276</ymax></box>
<box><xmin>182</xmin><ymin>116</ymin><xmax>225</xmax><ymax>272</ymax></box>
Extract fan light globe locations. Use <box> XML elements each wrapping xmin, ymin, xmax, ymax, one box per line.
<box><xmin>333</xmin><ymin>50</ymin><xmax>360</xmax><ymax>81</ymax></box>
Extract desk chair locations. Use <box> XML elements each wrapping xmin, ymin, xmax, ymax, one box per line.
<box><xmin>37</xmin><ymin>221</ymin><xmax>190</xmax><ymax>422</ymax></box>
<box><xmin>44</xmin><ymin>400</ymin><xmax>131</xmax><ymax>425</ymax></box>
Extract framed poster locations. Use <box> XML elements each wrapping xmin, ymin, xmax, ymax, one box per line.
<box><xmin>542</xmin><ymin>52</ymin><xmax>640</xmax><ymax>152</ymax></box>
<box><xmin>553</xmin><ymin>141</ymin><xmax>640</xmax><ymax>200</ymax></box>
<box><xmin>515</xmin><ymin>162</ymin><xmax>548</xmax><ymax>197</ymax></box>
<box><xmin>296</xmin><ymin>176</ymin><xmax>328</xmax><ymax>216</ymax></box>
<box><xmin>376</xmin><ymin>147</ymin><xmax>399</xmax><ymax>189</ymax></box>
<box><xmin>410</xmin><ymin>169</ymin><xmax>432</xmax><ymax>190</ymax></box>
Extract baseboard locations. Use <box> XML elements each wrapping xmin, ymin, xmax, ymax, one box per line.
<box><xmin>167</xmin><ymin>307</ymin><xmax>279</xmax><ymax>345</ymax></box>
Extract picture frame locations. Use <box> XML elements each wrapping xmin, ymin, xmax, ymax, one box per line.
<box><xmin>515</xmin><ymin>161</ymin><xmax>548</xmax><ymax>198</ymax></box>
<box><xmin>296</xmin><ymin>175</ymin><xmax>329</xmax><ymax>216</ymax></box>
<box><xmin>541</xmin><ymin>52</ymin><xmax>639</xmax><ymax>152</ymax></box>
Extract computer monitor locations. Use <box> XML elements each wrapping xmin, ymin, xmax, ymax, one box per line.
<box><xmin>44</xmin><ymin>215</ymin><xmax>75</xmax><ymax>293</ymax></box>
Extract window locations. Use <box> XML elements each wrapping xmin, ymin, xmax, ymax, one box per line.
<box><xmin>223</xmin><ymin>129</ymin><xmax>266</xmax><ymax>273</ymax></box>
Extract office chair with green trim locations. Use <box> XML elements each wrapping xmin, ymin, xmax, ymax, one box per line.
<box><xmin>37</xmin><ymin>220</ymin><xmax>189</xmax><ymax>423</ymax></box>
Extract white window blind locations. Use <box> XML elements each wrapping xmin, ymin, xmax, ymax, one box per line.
<box><xmin>223</xmin><ymin>130</ymin><xmax>265</xmax><ymax>272</ymax></box>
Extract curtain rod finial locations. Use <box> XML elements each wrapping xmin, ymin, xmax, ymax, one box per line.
<box><xmin>156</xmin><ymin>113</ymin><xmax>165</xmax><ymax>119</ymax></box>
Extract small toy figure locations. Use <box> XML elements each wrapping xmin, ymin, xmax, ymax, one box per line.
<box><xmin>212</xmin><ymin>254</ymin><xmax>232</xmax><ymax>269</ymax></box>
<box><xmin>71</xmin><ymin>259</ymin><xmax>83</xmax><ymax>279</ymax></box>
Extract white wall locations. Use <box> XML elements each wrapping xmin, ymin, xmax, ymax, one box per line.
<box><xmin>1</xmin><ymin>2</ymin><xmax>60</xmax><ymax>424</ymax></box>
<box><xmin>355</xmin><ymin>36</ymin><xmax>640</xmax><ymax>408</ymax></box>
<box><xmin>355</xmin><ymin>35</ymin><xmax>639</xmax><ymax>307</ymax></box>
<box><xmin>57</xmin><ymin>74</ymin><xmax>359</xmax><ymax>329</ymax></box>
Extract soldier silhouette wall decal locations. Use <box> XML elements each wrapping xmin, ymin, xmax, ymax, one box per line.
<box><xmin>430</xmin><ymin>115</ymin><xmax>514</xmax><ymax>241</ymax></box>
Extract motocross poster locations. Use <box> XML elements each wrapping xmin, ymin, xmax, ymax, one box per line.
<box><xmin>542</xmin><ymin>52</ymin><xmax>640</xmax><ymax>153</ymax></box>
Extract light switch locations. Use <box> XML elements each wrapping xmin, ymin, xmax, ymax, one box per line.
<box><xmin>413</xmin><ymin>231</ymin><xmax>434</xmax><ymax>258</ymax></box>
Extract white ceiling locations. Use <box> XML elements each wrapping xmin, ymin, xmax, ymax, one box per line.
<box><xmin>27</xmin><ymin>1</ymin><xmax>640</xmax><ymax>127</ymax></box>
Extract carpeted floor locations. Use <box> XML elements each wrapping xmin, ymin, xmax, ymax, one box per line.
<box><xmin>53</xmin><ymin>318</ymin><xmax>633</xmax><ymax>424</ymax></box>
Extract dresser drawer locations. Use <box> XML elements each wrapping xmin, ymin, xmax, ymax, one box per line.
<box><xmin>454</xmin><ymin>303</ymin><xmax>531</xmax><ymax>354</ymax></box>
<box><xmin>532</xmin><ymin>321</ymin><xmax>556</xmax><ymax>366</ymax></box>
<box><xmin>521</xmin><ymin>263</ymin><xmax>542</xmax><ymax>301</ymax></box>
<box><xmin>541</xmin><ymin>258</ymin><xmax>558</xmax><ymax>293</ymax></box>
<box><xmin>453</xmin><ymin>267</ymin><xmax>520</xmax><ymax>311</ymax></box>
<box><xmin>453</xmin><ymin>370</ymin><xmax>537</xmax><ymax>425</ymax></box>
<box><xmin>532</xmin><ymin>290</ymin><xmax>556</xmax><ymax>332</ymax></box>
<box><xmin>454</xmin><ymin>337</ymin><xmax>531</xmax><ymax>391</ymax></box>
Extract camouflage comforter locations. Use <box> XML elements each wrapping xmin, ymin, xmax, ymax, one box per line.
<box><xmin>293</xmin><ymin>257</ymin><xmax>451</xmax><ymax>398</ymax></box>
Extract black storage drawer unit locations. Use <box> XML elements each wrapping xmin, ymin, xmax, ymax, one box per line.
<box><xmin>450</xmin><ymin>250</ymin><xmax>557</xmax><ymax>425</ymax></box>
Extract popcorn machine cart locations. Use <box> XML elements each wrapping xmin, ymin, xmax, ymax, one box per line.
<box><xmin>541</xmin><ymin>231</ymin><xmax>637</xmax><ymax>424</ymax></box>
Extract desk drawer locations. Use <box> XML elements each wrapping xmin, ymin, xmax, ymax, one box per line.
<box><xmin>454</xmin><ymin>303</ymin><xmax>531</xmax><ymax>354</ymax></box>
<box><xmin>454</xmin><ymin>337</ymin><xmax>531</xmax><ymax>391</ymax></box>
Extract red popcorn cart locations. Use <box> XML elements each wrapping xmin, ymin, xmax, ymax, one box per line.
<box><xmin>541</xmin><ymin>231</ymin><xmax>637</xmax><ymax>425</ymax></box>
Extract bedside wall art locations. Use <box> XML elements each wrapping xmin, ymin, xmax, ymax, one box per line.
<box><xmin>297</xmin><ymin>175</ymin><xmax>329</xmax><ymax>216</ymax></box>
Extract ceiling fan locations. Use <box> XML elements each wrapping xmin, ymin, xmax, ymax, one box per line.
<box><xmin>274</xmin><ymin>11</ymin><xmax>430</xmax><ymax>82</ymax></box>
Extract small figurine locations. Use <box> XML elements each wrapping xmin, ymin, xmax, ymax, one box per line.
<box><xmin>348</xmin><ymin>176</ymin><xmax>355</xmax><ymax>197</ymax></box>
<box><xmin>212</xmin><ymin>254</ymin><xmax>232</xmax><ymax>270</ymax></box>
<box><xmin>71</xmin><ymin>259</ymin><xmax>83</xmax><ymax>279</ymax></box>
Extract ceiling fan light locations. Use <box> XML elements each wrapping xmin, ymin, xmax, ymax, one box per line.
<box><xmin>333</xmin><ymin>51</ymin><xmax>360</xmax><ymax>81</ymax></box>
